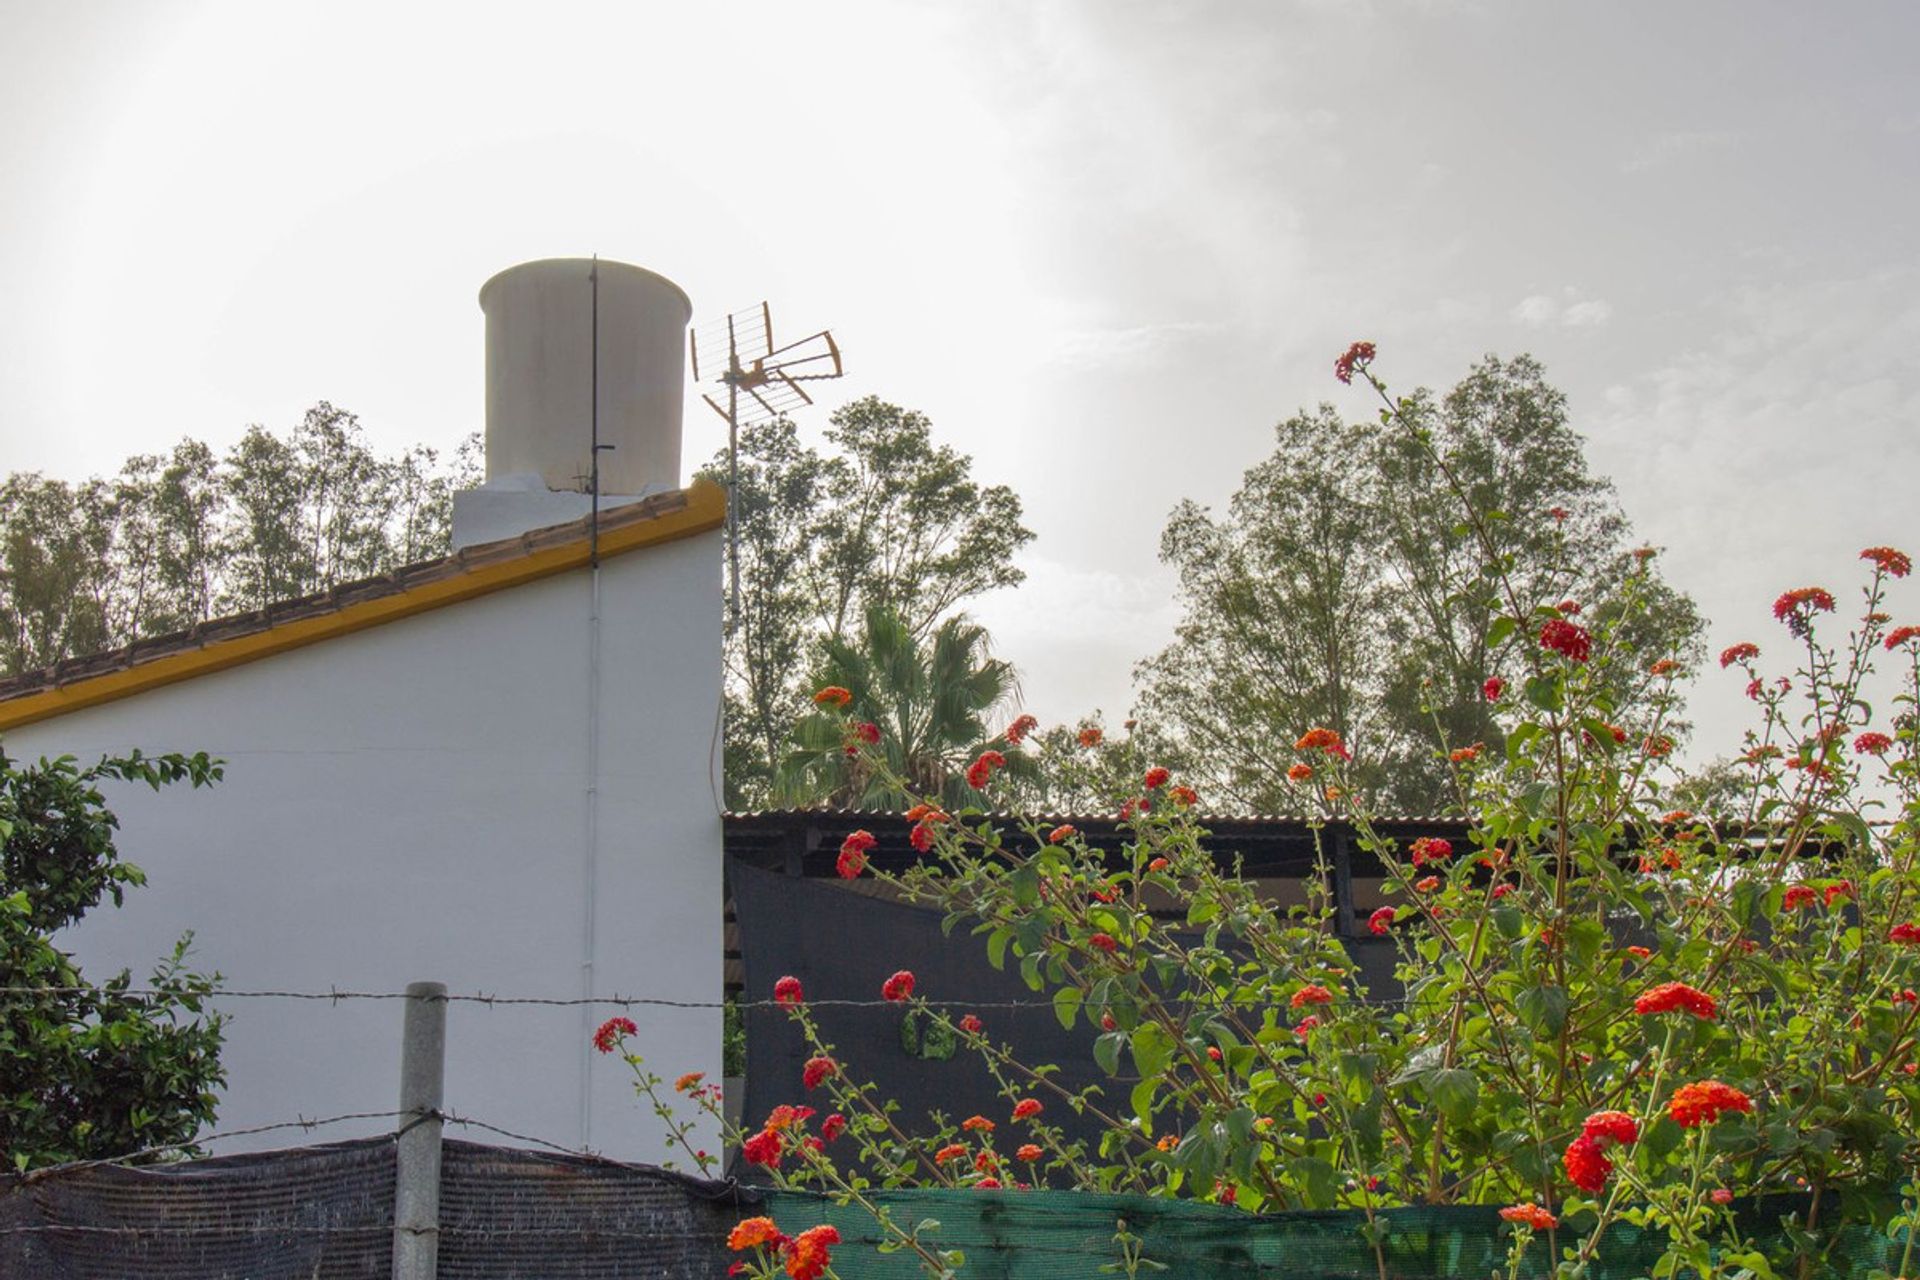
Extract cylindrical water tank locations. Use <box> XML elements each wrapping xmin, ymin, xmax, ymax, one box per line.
<box><xmin>478</xmin><ymin>258</ymin><xmax>692</xmax><ymax>496</ymax></box>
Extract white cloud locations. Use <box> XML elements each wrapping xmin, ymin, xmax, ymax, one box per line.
<box><xmin>1510</xmin><ymin>289</ymin><xmax>1614</xmax><ymax>329</ymax></box>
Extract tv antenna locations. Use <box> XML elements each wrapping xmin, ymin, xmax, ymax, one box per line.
<box><xmin>690</xmin><ymin>304</ymin><xmax>844</xmax><ymax>628</ymax></box>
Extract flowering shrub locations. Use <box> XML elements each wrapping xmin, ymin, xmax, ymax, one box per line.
<box><xmin>616</xmin><ymin>347</ymin><xmax>1920</xmax><ymax>1279</ymax></box>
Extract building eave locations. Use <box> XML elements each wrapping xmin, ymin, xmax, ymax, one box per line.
<box><xmin>0</xmin><ymin>478</ymin><xmax>726</xmax><ymax>733</ymax></box>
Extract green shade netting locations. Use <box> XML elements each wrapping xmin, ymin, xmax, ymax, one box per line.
<box><xmin>763</xmin><ymin>1187</ymin><xmax>1908</xmax><ymax>1279</ymax></box>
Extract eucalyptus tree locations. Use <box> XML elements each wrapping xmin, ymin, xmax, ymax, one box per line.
<box><xmin>1136</xmin><ymin>355</ymin><xmax>1703</xmax><ymax>814</ymax></box>
<box><xmin>0</xmin><ymin>408</ymin><xmax>477</xmax><ymax>673</ymax></box>
<box><xmin>704</xmin><ymin>398</ymin><xmax>1033</xmax><ymax>807</ymax></box>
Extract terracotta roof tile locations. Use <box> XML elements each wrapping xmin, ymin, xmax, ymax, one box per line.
<box><xmin>0</xmin><ymin>484</ymin><xmax>712</xmax><ymax>708</ymax></box>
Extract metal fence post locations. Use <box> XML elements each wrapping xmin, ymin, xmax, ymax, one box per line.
<box><xmin>393</xmin><ymin>980</ymin><xmax>446</xmax><ymax>1280</ymax></box>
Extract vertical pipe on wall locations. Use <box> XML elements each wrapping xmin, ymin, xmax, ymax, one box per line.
<box><xmin>579</xmin><ymin>260</ymin><xmax>605</xmax><ymax>1149</ymax></box>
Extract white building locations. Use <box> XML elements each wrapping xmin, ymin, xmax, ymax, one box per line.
<box><xmin>0</xmin><ymin>259</ymin><xmax>725</xmax><ymax>1161</ymax></box>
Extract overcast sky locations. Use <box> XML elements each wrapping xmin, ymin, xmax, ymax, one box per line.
<box><xmin>2</xmin><ymin>1</ymin><xmax>1915</xmax><ymax>764</ymax></box>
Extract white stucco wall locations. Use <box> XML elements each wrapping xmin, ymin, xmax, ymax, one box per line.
<box><xmin>2</xmin><ymin>528</ymin><xmax>723</xmax><ymax>1163</ymax></box>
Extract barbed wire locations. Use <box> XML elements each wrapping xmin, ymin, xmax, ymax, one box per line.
<box><xmin>14</xmin><ymin>1110</ymin><xmax>413</xmax><ymax>1184</ymax></box>
<box><xmin>0</xmin><ymin>984</ymin><xmax>1411</xmax><ymax>1010</ymax></box>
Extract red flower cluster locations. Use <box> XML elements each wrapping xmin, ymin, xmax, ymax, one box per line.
<box><xmin>962</xmin><ymin>1114</ymin><xmax>995</xmax><ymax>1133</ymax></box>
<box><xmin>1782</xmin><ymin>885</ymin><xmax>1817</xmax><ymax>911</ymax></box>
<box><xmin>1333</xmin><ymin>340</ymin><xmax>1376</xmax><ymax>384</ymax></box>
<box><xmin>1773</xmin><ymin>587</ymin><xmax>1836</xmax><ymax>622</ymax></box>
<box><xmin>1287</xmin><ymin>762</ymin><xmax>1314</xmax><ymax>782</ymax></box>
<box><xmin>1290</xmin><ymin>984</ymin><xmax>1333</xmax><ymax>1009</ymax></box>
<box><xmin>1448</xmin><ymin>744</ymin><xmax>1482</xmax><ymax>763</ymax></box>
<box><xmin>959</xmin><ymin>1014</ymin><xmax>983</xmax><ymax>1034</ymax></box>
<box><xmin>1856</xmin><ymin>732</ymin><xmax>1894</xmax><ymax>755</ymax></box>
<box><xmin>1862</xmin><ymin>546</ymin><xmax>1913</xmax><ymax>578</ymax></box>
<box><xmin>728</xmin><ymin>1216</ymin><xmax>782</xmax><ymax>1251</ymax></box>
<box><xmin>1719</xmin><ymin>642</ymin><xmax>1760</xmax><ymax>668</ymax></box>
<box><xmin>1539</xmin><ymin>618</ymin><xmax>1593</xmax><ymax>663</ymax></box>
<box><xmin>837</xmin><ymin>829</ymin><xmax>876</xmax><ymax>879</ymax></box>
<box><xmin>881</xmin><ymin>970</ymin><xmax>915</xmax><ymax>1001</ymax></box>
<box><xmin>802</xmin><ymin>1056</ymin><xmax>837</xmax><ymax>1089</ymax></box>
<box><xmin>1003</xmin><ymin>713</ymin><xmax>1039</xmax><ymax>744</ymax></box>
<box><xmin>1634</xmin><ymin>982</ymin><xmax>1718</xmax><ymax>1019</ymax></box>
<box><xmin>1013</xmin><ymin>1097</ymin><xmax>1043</xmax><ymax>1120</ymax></box>
<box><xmin>1890</xmin><ymin>923</ymin><xmax>1920</xmax><ymax>945</ymax></box>
<box><xmin>1088</xmin><ymin>932</ymin><xmax>1119</xmax><ymax>953</ymax></box>
<box><xmin>1668</xmin><ymin>1080</ymin><xmax>1753</xmax><ymax>1129</ymax></box>
<box><xmin>1410</xmin><ymin>836</ymin><xmax>1453</xmax><ymax>867</ymax></box>
<box><xmin>1294</xmin><ymin>727</ymin><xmax>1349</xmax><ymax>758</ymax></box>
<box><xmin>1047</xmin><ymin>824</ymin><xmax>1076</xmax><ymax>844</ymax></box>
<box><xmin>1649</xmin><ymin>657</ymin><xmax>1680</xmax><ymax>676</ymax></box>
<box><xmin>1499</xmin><ymin>1204</ymin><xmax>1558</xmax><ymax>1231</ymax></box>
<box><xmin>1170</xmin><ymin>784</ymin><xmax>1199</xmax><ymax>807</ymax></box>
<box><xmin>743</xmin><ymin>1129</ymin><xmax>783</xmax><ymax>1168</ymax></box>
<box><xmin>966</xmin><ymin>750</ymin><xmax>1007</xmax><ymax>789</ymax></box>
<box><xmin>1369</xmin><ymin>906</ymin><xmax>1395</xmax><ymax>935</ymax></box>
<box><xmin>846</xmin><ymin>721</ymin><xmax>882</xmax><ymax>756</ymax></box>
<box><xmin>592</xmin><ymin>1016</ymin><xmax>637</xmax><ymax>1054</ymax></box>
<box><xmin>820</xmin><ymin>1113</ymin><xmax>846</xmax><ymax>1142</ymax></box>
<box><xmin>935</xmin><ymin>1142</ymin><xmax>966</xmax><ymax>1163</ymax></box>
<box><xmin>1888</xmin><ymin>625</ymin><xmax>1920</xmax><ymax>650</ymax></box>
<box><xmin>1583</xmin><ymin>1110</ymin><xmax>1639</xmax><ymax>1146</ymax></box>
<box><xmin>784</xmin><ymin>1224</ymin><xmax>841</xmax><ymax>1280</ymax></box>
<box><xmin>1482</xmin><ymin>676</ymin><xmax>1505</xmax><ymax>701</ymax></box>
<box><xmin>1143</xmin><ymin>766</ymin><xmax>1171</xmax><ymax>789</ymax></box>
<box><xmin>1016</xmin><ymin>1143</ymin><xmax>1043</xmax><ymax>1162</ymax></box>
<box><xmin>813</xmin><ymin>685</ymin><xmax>852</xmax><ymax>708</ymax></box>
<box><xmin>1562</xmin><ymin>1136</ymin><xmax>1611</xmax><ymax>1192</ymax></box>
<box><xmin>1826</xmin><ymin>880</ymin><xmax>1853</xmax><ymax>907</ymax></box>
<box><xmin>774</xmin><ymin>975</ymin><xmax>804</xmax><ymax>1005</ymax></box>
<box><xmin>905</xmin><ymin>802</ymin><xmax>947</xmax><ymax>853</ymax></box>
<box><xmin>1078</xmin><ymin>727</ymin><xmax>1104</xmax><ymax>748</ymax></box>
<box><xmin>1414</xmin><ymin>875</ymin><xmax>1441</xmax><ymax>893</ymax></box>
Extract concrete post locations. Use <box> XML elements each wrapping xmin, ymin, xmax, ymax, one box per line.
<box><xmin>393</xmin><ymin>981</ymin><xmax>446</xmax><ymax>1280</ymax></box>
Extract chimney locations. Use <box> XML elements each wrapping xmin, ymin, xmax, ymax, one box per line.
<box><xmin>452</xmin><ymin>258</ymin><xmax>693</xmax><ymax>549</ymax></box>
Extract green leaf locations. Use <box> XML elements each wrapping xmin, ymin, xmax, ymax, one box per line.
<box><xmin>1486</xmin><ymin>616</ymin><xmax>1517</xmax><ymax>648</ymax></box>
<box><xmin>1524</xmin><ymin>674</ymin><xmax>1563</xmax><ymax>714</ymax></box>
<box><xmin>1093</xmin><ymin>1031</ymin><xmax>1125</xmax><ymax>1076</ymax></box>
<box><xmin>1053</xmin><ymin>986</ymin><xmax>1083</xmax><ymax>1031</ymax></box>
<box><xmin>1129</xmin><ymin>1022</ymin><xmax>1174</xmax><ymax>1078</ymax></box>
<box><xmin>1130</xmin><ymin>1078</ymin><xmax>1158</xmax><ymax>1129</ymax></box>
<box><xmin>1009</xmin><ymin>864</ymin><xmax>1040</xmax><ymax>908</ymax></box>
<box><xmin>1428</xmin><ymin>1067</ymin><xmax>1478</xmax><ymax>1124</ymax></box>
<box><xmin>986</xmin><ymin>928</ymin><xmax>1009</xmax><ymax>972</ymax></box>
<box><xmin>1517</xmin><ymin>984</ymin><xmax>1568</xmax><ymax>1039</ymax></box>
<box><xmin>1492</xmin><ymin>906</ymin><xmax>1523</xmax><ymax>940</ymax></box>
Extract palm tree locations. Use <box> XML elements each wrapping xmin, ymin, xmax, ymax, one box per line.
<box><xmin>775</xmin><ymin>604</ymin><xmax>1029</xmax><ymax>809</ymax></box>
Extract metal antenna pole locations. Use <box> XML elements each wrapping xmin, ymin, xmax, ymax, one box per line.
<box><xmin>589</xmin><ymin>256</ymin><xmax>601</xmax><ymax>566</ymax></box>
<box><xmin>726</xmin><ymin>315</ymin><xmax>742</xmax><ymax>630</ymax></box>
<box><xmin>392</xmin><ymin>981</ymin><xmax>446</xmax><ymax>1280</ymax></box>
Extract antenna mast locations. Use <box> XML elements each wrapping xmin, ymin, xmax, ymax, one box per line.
<box><xmin>689</xmin><ymin>304</ymin><xmax>844</xmax><ymax>630</ymax></box>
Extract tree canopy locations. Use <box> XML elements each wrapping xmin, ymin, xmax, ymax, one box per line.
<box><xmin>0</xmin><ymin>748</ymin><xmax>225</xmax><ymax>1168</ymax></box>
<box><xmin>776</xmin><ymin>605</ymin><xmax>1026</xmax><ymax>809</ymax></box>
<box><xmin>0</xmin><ymin>405</ymin><xmax>477</xmax><ymax>675</ymax></box>
<box><xmin>705</xmin><ymin>398</ymin><xmax>1034</xmax><ymax>807</ymax></box>
<box><xmin>1135</xmin><ymin>355</ymin><xmax>1704</xmax><ymax>814</ymax></box>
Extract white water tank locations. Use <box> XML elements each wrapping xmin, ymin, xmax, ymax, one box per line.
<box><xmin>478</xmin><ymin>258</ymin><xmax>692</xmax><ymax>497</ymax></box>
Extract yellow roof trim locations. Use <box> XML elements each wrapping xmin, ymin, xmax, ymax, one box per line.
<box><xmin>0</xmin><ymin>479</ymin><xmax>726</xmax><ymax>734</ymax></box>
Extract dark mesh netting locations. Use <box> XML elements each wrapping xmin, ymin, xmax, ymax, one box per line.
<box><xmin>730</xmin><ymin>859</ymin><xmax>1397</xmax><ymax>1166</ymax></box>
<box><xmin>0</xmin><ymin>1138</ymin><xmax>752</xmax><ymax>1279</ymax></box>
